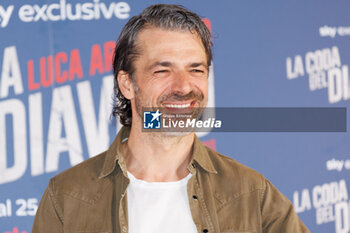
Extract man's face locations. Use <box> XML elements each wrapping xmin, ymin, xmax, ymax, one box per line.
<box><xmin>130</xmin><ymin>27</ymin><xmax>209</xmax><ymax>123</ymax></box>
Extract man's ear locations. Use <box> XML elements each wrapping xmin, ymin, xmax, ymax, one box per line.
<box><xmin>117</xmin><ymin>70</ymin><xmax>136</xmax><ymax>99</ymax></box>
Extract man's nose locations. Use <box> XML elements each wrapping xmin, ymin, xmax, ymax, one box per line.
<box><xmin>170</xmin><ymin>71</ymin><xmax>192</xmax><ymax>94</ymax></box>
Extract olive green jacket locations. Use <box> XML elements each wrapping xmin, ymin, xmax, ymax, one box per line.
<box><xmin>32</xmin><ymin>127</ymin><xmax>310</xmax><ymax>233</ymax></box>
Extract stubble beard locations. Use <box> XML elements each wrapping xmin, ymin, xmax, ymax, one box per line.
<box><xmin>134</xmin><ymin>87</ymin><xmax>206</xmax><ymax>137</ymax></box>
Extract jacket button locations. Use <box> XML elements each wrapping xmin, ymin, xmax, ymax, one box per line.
<box><xmin>203</xmin><ymin>229</ymin><xmax>208</xmax><ymax>233</ymax></box>
<box><xmin>192</xmin><ymin>195</ymin><xmax>198</xmax><ymax>200</ymax></box>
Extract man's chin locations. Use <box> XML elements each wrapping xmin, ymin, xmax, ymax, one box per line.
<box><xmin>158</xmin><ymin>130</ymin><xmax>193</xmax><ymax>137</ymax></box>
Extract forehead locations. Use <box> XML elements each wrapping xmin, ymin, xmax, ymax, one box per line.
<box><xmin>134</xmin><ymin>27</ymin><xmax>207</xmax><ymax>64</ymax></box>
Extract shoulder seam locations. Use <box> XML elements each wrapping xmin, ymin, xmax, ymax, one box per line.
<box><xmin>48</xmin><ymin>178</ymin><xmax>64</xmax><ymax>224</ymax></box>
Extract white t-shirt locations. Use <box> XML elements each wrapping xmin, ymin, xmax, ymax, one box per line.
<box><xmin>126</xmin><ymin>171</ymin><xmax>197</xmax><ymax>233</ymax></box>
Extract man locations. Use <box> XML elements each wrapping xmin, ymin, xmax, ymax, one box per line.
<box><xmin>32</xmin><ymin>4</ymin><xmax>310</xmax><ymax>233</ymax></box>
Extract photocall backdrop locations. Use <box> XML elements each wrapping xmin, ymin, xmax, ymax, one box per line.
<box><xmin>0</xmin><ymin>1</ymin><xmax>349</xmax><ymax>232</ymax></box>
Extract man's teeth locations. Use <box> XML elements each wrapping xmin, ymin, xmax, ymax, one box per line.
<box><xmin>163</xmin><ymin>103</ymin><xmax>191</xmax><ymax>108</ymax></box>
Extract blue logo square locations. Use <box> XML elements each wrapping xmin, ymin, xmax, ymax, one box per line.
<box><xmin>143</xmin><ymin>110</ymin><xmax>162</xmax><ymax>129</ymax></box>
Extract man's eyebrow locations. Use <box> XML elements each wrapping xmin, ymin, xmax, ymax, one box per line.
<box><xmin>189</xmin><ymin>62</ymin><xmax>208</xmax><ymax>68</ymax></box>
<box><xmin>148</xmin><ymin>61</ymin><xmax>208</xmax><ymax>70</ymax></box>
<box><xmin>148</xmin><ymin>61</ymin><xmax>173</xmax><ymax>70</ymax></box>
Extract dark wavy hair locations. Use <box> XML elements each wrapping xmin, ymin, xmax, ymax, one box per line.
<box><xmin>112</xmin><ymin>4</ymin><xmax>213</xmax><ymax>126</ymax></box>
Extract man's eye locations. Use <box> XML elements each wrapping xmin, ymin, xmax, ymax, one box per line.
<box><xmin>191</xmin><ymin>69</ymin><xmax>204</xmax><ymax>73</ymax></box>
<box><xmin>154</xmin><ymin>70</ymin><xmax>168</xmax><ymax>73</ymax></box>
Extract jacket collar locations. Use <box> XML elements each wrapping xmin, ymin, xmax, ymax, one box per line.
<box><xmin>99</xmin><ymin>127</ymin><xmax>217</xmax><ymax>179</ymax></box>
<box><xmin>98</xmin><ymin>127</ymin><xmax>129</xmax><ymax>179</ymax></box>
<box><xmin>190</xmin><ymin>135</ymin><xmax>218</xmax><ymax>174</ymax></box>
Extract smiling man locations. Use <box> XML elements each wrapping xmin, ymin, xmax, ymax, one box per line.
<box><xmin>32</xmin><ymin>4</ymin><xmax>310</xmax><ymax>233</ymax></box>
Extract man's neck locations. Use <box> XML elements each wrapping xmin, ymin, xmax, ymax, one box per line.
<box><xmin>124</xmin><ymin>126</ymin><xmax>195</xmax><ymax>182</ymax></box>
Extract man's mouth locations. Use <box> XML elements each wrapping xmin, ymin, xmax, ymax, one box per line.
<box><xmin>162</xmin><ymin>103</ymin><xmax>191</xmax><ymax>109</ymax></box>
<box><xmin>157</xmin><ymin>91</ymin><xmax>203</xmax><ymax>110</ymax></box>
<box><xmin>161</xmin><ymin>100</ymin><xmax>196</xmax><ymax>109</ymax></box>
<box><xmin>159</xmin><ymin>101</ymin><xmax>202</xmax><ymax>118</ymax></box>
